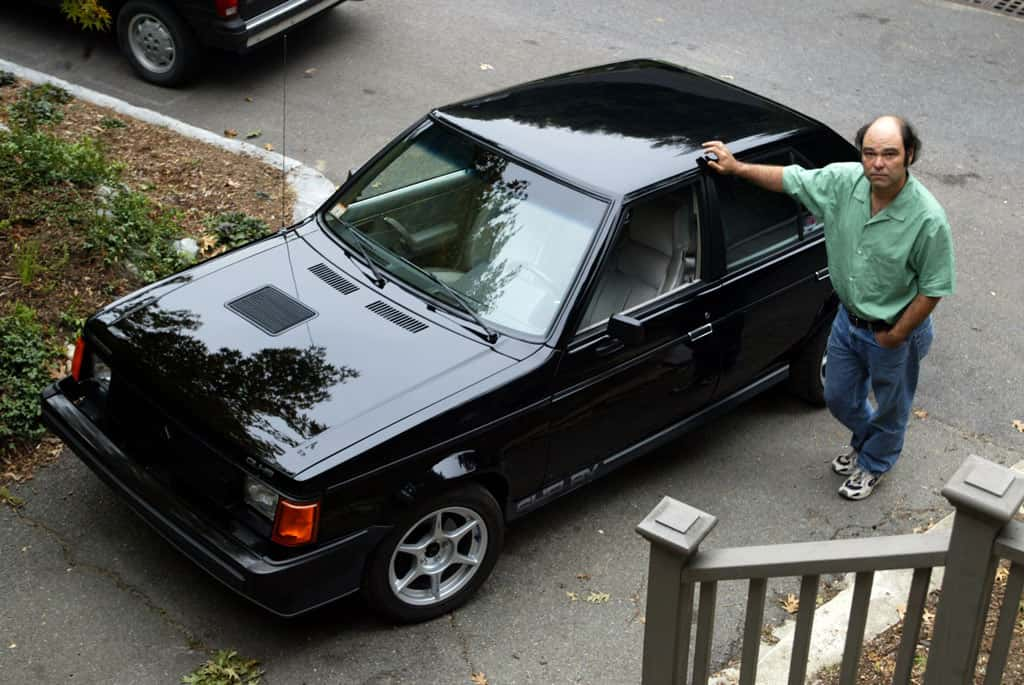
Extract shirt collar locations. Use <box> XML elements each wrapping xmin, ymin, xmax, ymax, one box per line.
<box><xmin>857</xmin><ymin>170</ymin><xmax>915</xmax><ymax>222</ymax></box>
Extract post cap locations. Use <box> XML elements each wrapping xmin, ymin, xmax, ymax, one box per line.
<box><xmin>636</xmin><ymin>496</ymin><xmax>717</xmax><ymax>556</ymax></box>
<box><xmin>941</xmin><ymin>455</ymin><xmax>1024</xmax><ymax>523</ymax></box>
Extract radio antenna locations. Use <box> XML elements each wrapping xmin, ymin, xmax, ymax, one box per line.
<box><xmin>280</xmin><ymin>32</ymin><xmax>288</xmax><ymax>230</ymax></box>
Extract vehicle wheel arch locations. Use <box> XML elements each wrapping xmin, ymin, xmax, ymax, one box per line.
<box><xmin>398</xmin><ymin>450</ymin><xmax>510</xmax><ymax>519</ymax></box>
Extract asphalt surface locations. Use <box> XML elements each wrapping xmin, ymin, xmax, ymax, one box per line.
<box><xmin>1</xmin><ymin>1</ymin><xmax>1023</xmax><ymax>684</ymax></box>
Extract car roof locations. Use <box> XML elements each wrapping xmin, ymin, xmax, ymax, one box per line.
<box><xmin>434</xmin><ymin>59</ymin><xmax>822</xmax><ymax>198</ymax></box>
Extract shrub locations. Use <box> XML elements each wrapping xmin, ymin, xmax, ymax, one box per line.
<box><xmin>0</xmin><ymin>304</ymin><xmax>53</xmax><ymax>446</ymax></box>
<box><xmin>8</xmin><ymin>83</ymin><xmax>73</xmax><ymax>132</ymax></box>
<box><xmin>205</xmin><ymin>212</ymin><xmax>272</xmax><ymax>250</ymax></box>
<box><xmin>0</xmin><ymin>128</ymin><xmax>115</xmax><ymax>191</ymax></box>
<box><xmin>86</xmin><ymin>188</ymin><xmax>192</xmax><ymax>283</ymax></box>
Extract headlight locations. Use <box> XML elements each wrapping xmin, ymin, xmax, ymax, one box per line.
<box><xmin>243</xmin><ymin>476</ymin><xmax>279</xmax><ymax>520</ymax></box>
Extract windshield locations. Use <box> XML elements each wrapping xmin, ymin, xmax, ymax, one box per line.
<box><xmin>324</xmin><ymin>121</ymin><xmax>608</xmax><ymax>337</ymax></box>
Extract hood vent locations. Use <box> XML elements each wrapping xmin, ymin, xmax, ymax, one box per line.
<box><xmin>366</xmin><ymin>300</ymin><xmax>428</xmax><ymax>333</ymax></box>
<box><xmin>226</xmin><ymin>285</ymin><xmax>317</xmax><ymax>335</ymax></box>
<box><xmin>309</xmin><ymin>263</ymin><xmax>358</xmax><ymax>295</ymax></box>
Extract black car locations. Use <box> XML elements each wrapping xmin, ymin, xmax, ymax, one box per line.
<box><xmin>42</xmin><ymin>0</ymin><xmax>347</xmax><ymax>86</ymax></box>
<box><xmin>42</xmin><ymin>60</ymin><xmax>858</xmax><ymax>622</ymax></box>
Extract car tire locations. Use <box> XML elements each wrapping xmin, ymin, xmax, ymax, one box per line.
<box><xmin>789</xmin><ymin>320</ymin><xmax>830</xmax><ymax>406</ymax></box>
<box><xmin>364</xmin><ymin>484</ymin><xmax>503</xmax><ymax>623</ymax></box>
<box><xmin>117</xmin><ymin>1</ymin><xmax>200</xmax><ymax>87</ymax></box>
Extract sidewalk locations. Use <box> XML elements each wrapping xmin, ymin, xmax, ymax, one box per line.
<box><xmin>711</xmin><ymin>457</ymin><xmax>1024</xmax><ymax>684</ymax></box>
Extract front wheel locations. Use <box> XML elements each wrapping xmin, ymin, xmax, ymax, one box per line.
<box><xmin>363</xmin><ymin>484</ymin><xmax>504</xmax><ymax>623</ymax></box>
<box><xmin>788</xmin><ymin>320</ymin><xmax>830</xmax><ymax>406</ymax></box>
<box><xmin>117</xmin><ymin>1</ymin><xmax>200</xmax><ymax>87</ymax></box>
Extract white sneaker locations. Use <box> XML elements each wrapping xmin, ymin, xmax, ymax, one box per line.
<box><xmin>831</xmin><ymin>448</ymin><xmax>858</xmax><ymax>476</ymax></box>
<box><xmin>838</xmin><ymin>468</ymin><xmax>882</xmax><ymax>501</ymax></box>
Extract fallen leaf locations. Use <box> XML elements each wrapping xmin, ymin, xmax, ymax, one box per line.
<box><xmin>922</xmin><ymin>609</ymin><xmax>935</xmax><ymax>626</ymax></box>
<box><xmin>996</xmin><ymin>566</ymin><xmax>1010</xmax><ymax>583</ymax></box>
<box><xmin>245</xmin><ymin>96</ymin><xmax>253</xmax><ymax>102</ymax></box>
<box><xmin>780</xmin><ymin>593</ymin><xmax>799</xmax><ymax>614</ymax></box>
<box><xmin>896</xmin><ymin>603</ymin><xmax>907</xmax><ymax>620</ymax></box>
<box><xmin>470</xmin><ymin>673</ymin><xmax>488</xmax><ymax>685</ymax></box>
<box><xmin>1013</xmin><ymin>420</ymin><xmax>1024</xmax><ymax>433</ymax></box>
<box><xmin>225</xmin><ymin>178</ymin><xmax>239</xmax><ymax>188</ymax></box>
<box><xmin>245</xmin><ymin>129</ymin><xmax>262</xmax><ymax>139</ymax></box>
<box><xmin>566</xmin><ymin>591</ymin><xmax>578</xmax><ymax>601</ymax></box>
<box><xmin>304</xmin><ymin>68</ymin><xmax>318</xmax><ymax>77</ymax></box>
<box><xmin>264</xmin><ymin>143</ymin><xmax>275</xmax><ymax>151</ymax></box>
<box><xmin>315</xmin><ymin>159</ymin><xmax>328</xmax><ymax>172</ymax></box>
<box><xmin>575</xmin><ymin>573</ymin><xmax>591</xmax><ymax>581</ymax></box>
<box><xmin>479</xmin><ymin>63</ymin><xmax>494</xmax><ymax>71</ymax></box>
<box><xmin>223</xmin><ymin>128</ymin><xmax>238</xmax><ymax>138</ymax></box>
<box><xmin>585</xmin><ymin>591</ymin><xmax>610</xmax><ymax>603</ymax></box>
<box><xmin>913</xmin><ymin>409</ymin><xmax>929</xmax><ymax>419</ymax></box>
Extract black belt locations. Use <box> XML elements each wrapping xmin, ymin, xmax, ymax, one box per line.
<box><xmin>847</xmin><ymin>311</ymin><xmax>892</xmax><ymax>332</ymax></box>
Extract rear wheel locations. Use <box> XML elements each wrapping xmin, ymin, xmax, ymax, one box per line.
<box><xmin>117</xmin><ymin>1</ymin><xmax>200</xmax><ymax>87</ymax></box>
<box><xmin>789</xmin><ymin>319</ymin><xmax>831</xmax><ymax>406</ymax></box>
<box><xmin>363</xmin><ymin>484</ymin><xmax>503</xmax><ymax>622</ymax></box>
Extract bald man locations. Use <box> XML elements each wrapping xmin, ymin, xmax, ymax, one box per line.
<box><xmin>702</xmin><ymin>116</ymin><xmax>955</xmax><ymax>500</ymax></box>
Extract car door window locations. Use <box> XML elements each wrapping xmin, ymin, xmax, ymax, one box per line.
<box><xmin>717</xmin><ymin>149</ymin><xmax>817</xmax><ymax>272</ymax></box>
<box><xmin>578</xmin><ymin>184</ymin><xmax>701</xmax><ymax>331</ymax></box>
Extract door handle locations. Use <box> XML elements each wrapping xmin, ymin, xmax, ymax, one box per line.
<box><xmin>687</xmin><ymin>324</ymin><xmax>713</xmax><ymax>342</ymax></box>
<box><xmin>815</xmin><ymin>268</ymin><xmax>830</xmax><ymax>281</ymax></box>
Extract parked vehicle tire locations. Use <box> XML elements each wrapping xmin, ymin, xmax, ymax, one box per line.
<box><xmin>117</xmin><ymin>1</ymin><xmax>200</xmax><ymax>87</ymax></box>
<box><xmin>364</xmin><ymin>484</ymin><xmax>503</xmax><ymax>622</ymax></box>
<box><xmin>788</xmin><ymin>319</ymin><xmax>831</xmax><ymax>406</ymax></box>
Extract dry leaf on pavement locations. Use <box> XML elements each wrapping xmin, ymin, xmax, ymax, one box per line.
<box><xmin>1013</xmin><ymin>420</ymin><xmax>1024</xmax><ymax>433</ymax></box>
<box><xmin>264</xmin><ymin>143</ymin><xmax>275</xmax><ymax>151</ymax></box>
<box><xmin>585</xmin><ymin>591</ymin><xmax>610</xmax><ymax>603</ymax></box>
<box><xmin>470</xmin><ymin>673</ymin><xmax>488</xmax><ymax>685</ymax></box>
<box><xmin>479</xmin><ymin>64</ymin><xmax>494</xmax><ymax>71</ymax></box>
<box><xmin>913</xmin><ymin>408</ymin><xmax>929</xmax><ymax>419</ymax></box>
<box><xmin>223</xmin><ymin>128</ymin><xmax>238</xmax><ymax>138</ymax></box>
<box><xmin>780</xmin><ymin>593</ymin><xmax>800</xmax><ymax>614</ymax></box>
<box><xmin>566</xmin><ymin>591</ymin><xmax>578</xmax><ymax>601</ymax></box>
<box><xmin>576</xmin><ymin>573</ymin><xmax>591</xmax><ymax>581</ymax></box>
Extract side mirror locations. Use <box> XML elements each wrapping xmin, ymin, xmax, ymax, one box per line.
<box><xmin>607</xmin><ymin>313</ymin><xmax>645</xmax><ymax>346</ymax></box>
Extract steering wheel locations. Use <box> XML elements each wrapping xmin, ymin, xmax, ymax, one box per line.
<box><xmin>382</xmin><ymin>216</ymin><xmax>414</xmax><ymax>252</ymax></box>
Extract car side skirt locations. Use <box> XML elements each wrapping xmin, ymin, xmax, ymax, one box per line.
<box><xmin>509</xmin><ymin>365</ymin><xmax>790</xmax><ymax>519</ymax></box>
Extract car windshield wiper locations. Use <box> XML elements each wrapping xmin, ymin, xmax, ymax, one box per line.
<box><xmin>390</xmin><ymin>253</ymin><xmax>498</xmax><ymax>344</ymax></box>
<box><xmin>336</xmin><ymin>218</ymin><xmax>386</xmax><ymax>288</ymax></box>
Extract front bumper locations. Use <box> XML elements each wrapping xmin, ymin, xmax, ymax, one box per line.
<box><xmin>210</xmin><ymin>0</ymin><xmax>347</xmax><ymax>51</ymax></box>
<box><xmin>41</xmin><ymin>381</ymin><xmax>386</xmax><ymax>617</ymax></box>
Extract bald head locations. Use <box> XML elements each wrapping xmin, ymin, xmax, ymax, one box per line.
<box><xmin>855</xmin><ymin>115</ymin><xmax>921</xmax><ymax>166</ymax></box>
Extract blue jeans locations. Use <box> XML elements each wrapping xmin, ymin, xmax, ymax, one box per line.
<box><xmin>824</xmin><ymin>305</ymin><xmax>934</xmax><ymax>475</ymax></box>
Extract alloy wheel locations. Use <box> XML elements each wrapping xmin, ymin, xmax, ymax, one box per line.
<box><xmin>388</xmin><ymin>506</ymin><xmax>488</xmax><ymax>607</ymax></box>
<box><xmin>127</xmin><ymin>13</ymin><xmax>176</xmax><ymax>75</ymax></box>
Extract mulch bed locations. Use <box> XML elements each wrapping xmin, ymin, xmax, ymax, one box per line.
<box><xmin>0</xmin><ymin>77</ymin><xmax>295</xmax><ymax>485</ymax></box>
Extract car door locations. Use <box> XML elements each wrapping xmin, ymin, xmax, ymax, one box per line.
<box><xmin>705</xmin><ymin>146</ymin><xmax>832</xmax><ymax>399</ymax></box>
<box><xmin>543</xmin><ymin>180</ymin><xmax>721</xmax><ymax>486</ymax></box>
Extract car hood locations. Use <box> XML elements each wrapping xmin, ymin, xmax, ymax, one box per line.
<box><xmin>94</xmin><ymin>231</ymin><xmax>517</xmax><ymax>477</ymax></box>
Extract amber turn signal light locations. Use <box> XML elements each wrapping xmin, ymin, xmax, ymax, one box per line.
<box><xmin>271</xmin><ymin>500</ymin><xmax>320</xmax><ymax>546</ymax></box>
<box><xmin>71</xmin><ymin>337</ymin><xmax>85</xmax><ymax>381</ymax></box>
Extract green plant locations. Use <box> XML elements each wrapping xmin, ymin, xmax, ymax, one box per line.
<box><xmin>181</xmin><ymin>650</ymin><xmax>263</xmax><ymax>685</ymax></box>
<box><xmin>85</xmin><ymin>188</ymin><xmax>191</xmax><ymax>283</ymax></box>
<box><xmin>0</xmin><ymin>127</ymin><xmax>115</xmax><ymax>191</ymax></box>
<box><xmin>13</xmin><ymin>240</ymin><xmax>42</xmax><ymax>286</ymax></box>
<box><xmin>0</xmin><ymin>303</ymin><xmax>54</xmax><ymax>446</ymax></box>
<box><xmin>0</xmin><ymin>71</ymin><xmax>15</xmax><ymax>88</ymax></box>
<box><xmin>205</xmin><ymin>212</ymin><xmax>271</xmax><ymax>250</ymax></box>
<box><xmin>60</xmin><ymin>0</ymin><xmax>112</xmax><ymax>31</ymax></box>
<box><xmin>7</xmin><ymin>83</ymin><xmax>73</xmax><ymax>132</ymax></box>
<box><xmin>99</xmin><ymin>116</ymin><xmax>125</xmax><ymax>129</ymax></box>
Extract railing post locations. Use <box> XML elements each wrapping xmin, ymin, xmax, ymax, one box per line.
<box><xmin>636</xmin><ymin>497</ymin><xmax>717</xmax><ymax>685</ymax></box>
<box><xmin>924</xmin><ymin>455</ymin><xmax>1024</xmax><ymax>685</ymax></box>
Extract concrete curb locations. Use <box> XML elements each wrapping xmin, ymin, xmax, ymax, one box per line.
<box><xmin>711</xmin><ymin>458</ymin><xmax>1024</xmax><ymax>684</ymax></box>
<box><xmin>0</xmin><ymin>58</ymin><xmax>337</xmax><ymax>222</ymax></box>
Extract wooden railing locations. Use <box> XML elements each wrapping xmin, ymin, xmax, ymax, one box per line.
<box><xmin>636</xmin><ymin>455</ymin><xmax>1024</xmax><ymax>685</ymax></box>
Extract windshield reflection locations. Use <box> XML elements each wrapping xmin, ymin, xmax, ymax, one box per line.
<box><xmin>325</xmin><ymin>122</ymin><xmax>607</xmax><ymax>337</ymax></box>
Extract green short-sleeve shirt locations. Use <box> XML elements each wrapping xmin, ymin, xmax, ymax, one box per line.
<box><xmin>782</xmin><ymin>162</ymin><xmax>955</xmax><ymax>323</ymax></box>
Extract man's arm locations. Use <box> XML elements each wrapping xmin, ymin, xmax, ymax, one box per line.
<box><xmin>876</xmin><ymin>294</ymin><xmax>941</xmax><ymax>348</ymax></box>
<box><xmin>701</xmin><ymin>141</ymin><xmax>785</xmax><ymax>192</ymax></box>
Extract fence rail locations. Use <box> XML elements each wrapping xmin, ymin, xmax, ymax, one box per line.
<box><xmin>636</xmin><ymin>455</ymin><xmax>1024</xmax><ymax>685</ymax></box>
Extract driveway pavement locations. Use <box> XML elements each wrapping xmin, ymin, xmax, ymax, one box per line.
<box><xmin>1</xmin><ymin>1</ymin><xmax>1022</xmax><ymax>683</ymax></box>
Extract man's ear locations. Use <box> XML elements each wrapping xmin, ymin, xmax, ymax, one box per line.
<box><xmin>906</xmin><ymin>146</ymin><xmax>915</xmax><ymax>166</ymax></box>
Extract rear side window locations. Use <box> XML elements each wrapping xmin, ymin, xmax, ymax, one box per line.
<box><xmin>716</xmin><ymin>149</ymin><xmax>818</xmax><ymax>272</ymax></box>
